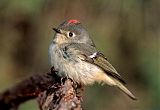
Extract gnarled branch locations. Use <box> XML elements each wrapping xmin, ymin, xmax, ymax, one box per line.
<box><xmin>0</xmin><ymin>68</ymin><xmax>83</xmax><ymax>110</ymax></box>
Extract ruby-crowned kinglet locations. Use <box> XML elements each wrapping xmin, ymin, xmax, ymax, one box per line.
<box><xmin>49</xmin><ymin>19</ymin><xmax>136</xmax><ymax>100</ymax></box>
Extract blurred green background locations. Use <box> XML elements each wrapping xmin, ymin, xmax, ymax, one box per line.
<box><xmin>0</xmin><ymin>0</ymin><xmax>159</xmax><ymax>110</ymax></box>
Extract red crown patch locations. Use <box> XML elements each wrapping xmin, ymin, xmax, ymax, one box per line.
<box><xmin>68</xmin><ymin>19</ymin><xmax>80</xmax><ymax>24</ymax></box>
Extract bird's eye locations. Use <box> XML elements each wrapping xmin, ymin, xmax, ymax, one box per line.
<box><xmin>69</xmin><ymin>32</ymin><xmax>73</xmax><ymax>37</ymax></box>
<box><xmin>68</xmin><ymin>32</ymin><xmax>75</xmax><ymax>38</ymax></box>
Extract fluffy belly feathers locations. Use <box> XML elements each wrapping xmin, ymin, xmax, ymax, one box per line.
<box><xmin>49</xmin><ymin>43</ymin><xmax>115</xmax><ymax>85</ymax></box>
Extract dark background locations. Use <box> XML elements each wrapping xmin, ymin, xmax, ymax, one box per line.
<box><xmin>0</xmin><ymin>0</ymin><xmax>159</xmax><ymax>110</ymax></box>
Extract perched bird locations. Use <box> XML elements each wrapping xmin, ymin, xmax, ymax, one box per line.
<box><xmin>49</xmin><ymin>19</ymin><xmax>136</xmax><ymax>100</ymax></box>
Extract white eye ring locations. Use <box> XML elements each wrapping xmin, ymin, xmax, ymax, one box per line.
<box><xmin>67</xmin><ymin>32</ymin><xmax>75</xmax><ymax>38</ymax></box>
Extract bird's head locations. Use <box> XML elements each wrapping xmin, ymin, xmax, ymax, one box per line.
<box><xmin>53</xmin><ymin>19</ymin><xmax>94</xmax><ymax>46</ymax></box>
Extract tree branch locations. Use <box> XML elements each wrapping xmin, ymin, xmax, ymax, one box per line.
<box><xmin>38</xmin><ymin>79</ymin><xmax>82</xmax><ymax>110</ymax></box>
<box><xmin>0</xmin><ymin>68</ymin><xmax>83</xmax><ymax>110</ymax></box>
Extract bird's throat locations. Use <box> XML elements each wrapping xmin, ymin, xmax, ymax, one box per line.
<box><xmin>54</xmin><ymin>34</ymin><xmax>68</xmax><ymax>45</ymax></box>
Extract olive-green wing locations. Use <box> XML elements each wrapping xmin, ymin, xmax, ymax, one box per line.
<box><xmin>65</xmin><ymin>43</ymin><xmax>126</xmax><ymax>84</ymax></box>
<box><xmin>85</xmin><ymin>52</ymin><xmax>126</xmax><ymax>84</ymax></box>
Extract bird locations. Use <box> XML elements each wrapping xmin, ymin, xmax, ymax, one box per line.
<box><xmin>49</xmin><ymin>19</ymin><xmax>136</xmax><ymax>100</ymax></box>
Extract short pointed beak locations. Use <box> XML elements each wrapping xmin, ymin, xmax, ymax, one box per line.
<box><xmin>52</xmin><ymin>28</ymin><xmax>61</xmax><ymax>34</ymax></box>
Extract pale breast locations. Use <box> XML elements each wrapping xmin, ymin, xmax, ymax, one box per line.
<box><xmin>49</xmin><ymin>42</ymin><xmax>101</xmax><ymax>84</ymax></box>
<box><xmin>49</xmin><ymin>42</ymin><xmax>115</xmax><ymax>85</ymax></box>
<box><xmin>49</xmin><ymin>42</ymin><xmax>66</xmax><ymax>75</ymax></box>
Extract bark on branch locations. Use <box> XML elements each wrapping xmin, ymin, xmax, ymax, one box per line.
<box><xmin>0</xmin><ymin>68</ymin><xmax>83</xmax><ymax>110</ymax></box>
